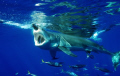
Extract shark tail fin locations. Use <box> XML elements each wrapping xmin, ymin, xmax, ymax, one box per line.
<box><xmin>112</xmin><ymin>51</ymin><xmax>120</xmax><ymax>71</ymax></box>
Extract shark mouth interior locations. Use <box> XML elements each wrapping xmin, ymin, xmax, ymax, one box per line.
<box><xmin>38</xmin><ymin>35</ymin><xmax>45</xmax><ymax>44</ymax></box>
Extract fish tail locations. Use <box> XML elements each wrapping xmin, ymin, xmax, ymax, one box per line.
<box><xmin>28</xmin><ymin>70</ymin><xmax>31</xmax><ymax>75</ymax></box>
<box><xmin>94</xmin><ymin>65</ymin><xmax>97</xmax><ymax>69</ymax></box>
<box><xmin>0</xmin><ymin>19</ymin><xmax>5</xmax><ymax>23</ymax></box>
<box><xmin>42</xmin><ymin>59</ymin><xmax>45</xmax><ymax>63</ymax></box>
<box><xmin>61</xmin><ymin>69</ymin><xmax>64</xmax><ymax>73</ymax></box>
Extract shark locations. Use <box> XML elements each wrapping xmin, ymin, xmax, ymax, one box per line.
<box><xmin>0</xmin><ymin>19</ymin><xmax>119</xmax><ymax>71</ymax></box>
<box><xmin>32</xmin><ymin>24</ymin><xmax>120</xmax><ymax>71</ymax></box>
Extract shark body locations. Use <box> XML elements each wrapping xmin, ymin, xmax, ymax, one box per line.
<box><xmin>32</xmin><ymin>24</ymin><xmax>120</xmax><ymax>71</ymax></box>
<box><xmin>0</xmin><ymin>17</ymin><xmax>119</xmax><ymax>71</ymax></box>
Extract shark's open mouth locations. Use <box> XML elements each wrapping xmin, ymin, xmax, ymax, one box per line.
<box><xmin>38</xmin><ymin>35</ymin><xmax>45</xmax><ymax>44</ymax></box>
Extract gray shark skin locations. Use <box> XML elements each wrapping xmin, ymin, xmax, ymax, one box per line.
<box><xmin>32</xmin><ymin>24</ymin><xmax>120</xmax><ymax>71</ymax></box>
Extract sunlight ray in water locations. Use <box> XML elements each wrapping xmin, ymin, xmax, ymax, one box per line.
<box><xmin>2</xmin><ymin>20</ymin><xmax>31</xmax><ymax>29</ymax></box>
<box><xmin>90</xmin><ymin>30</ymin><xmax>105</xmax><ymax>42</ymax></box>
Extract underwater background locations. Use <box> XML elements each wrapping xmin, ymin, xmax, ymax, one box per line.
<box><xmin>0</xmin><ymin>0</ymin><xmax>120</xmax><ymax>76</ymax></box>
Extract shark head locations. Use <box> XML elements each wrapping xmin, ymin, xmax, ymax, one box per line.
<box><xmin>32</xmin><ymin>24</ymin><xmax>60</xmax><ymax>59</ymax></box>
<box><xmin>32</xmin><ymin>24</ymin><xmax>50</xmax><ymax>47</ymax></box>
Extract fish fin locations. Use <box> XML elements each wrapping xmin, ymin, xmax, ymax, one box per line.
<box><xmin>59</xmin><ymin>37</ymin><xmax>71</xmax><ymax>47</ymax></box>
<box><xmin>49</xmin><ymin>50</ymin><xmax>58</xmax><ymax>60</ymax></box>
<box><xmin>85</xmin><ymin>47</ymin><xmax>92</xmax><ymax>54</ymax></box>
<box><xmin>58</xmin><ymin>46</ymin><xmax>77</xmax><ymax>57</ymax></box>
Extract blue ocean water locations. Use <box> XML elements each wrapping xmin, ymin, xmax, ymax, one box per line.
<box><xmin>0</xmin><ymin>0</ymin><xmax>120</xmax><ymax>76</ymax></box>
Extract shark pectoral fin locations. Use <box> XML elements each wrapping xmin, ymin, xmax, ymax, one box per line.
<box><xmin>49</xmin><ymin>50</ymin><xmax>58</xmax><ymax>60</ymax></box>
<box><xmin>59</xmin><ymin>37</ymin><xmax>71</xmax><ymax>47</ymax></box>
<box><xmin>58</xmin><ymin>46</ymin><xmax>77</xmax><ymax>57</ymax></box>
